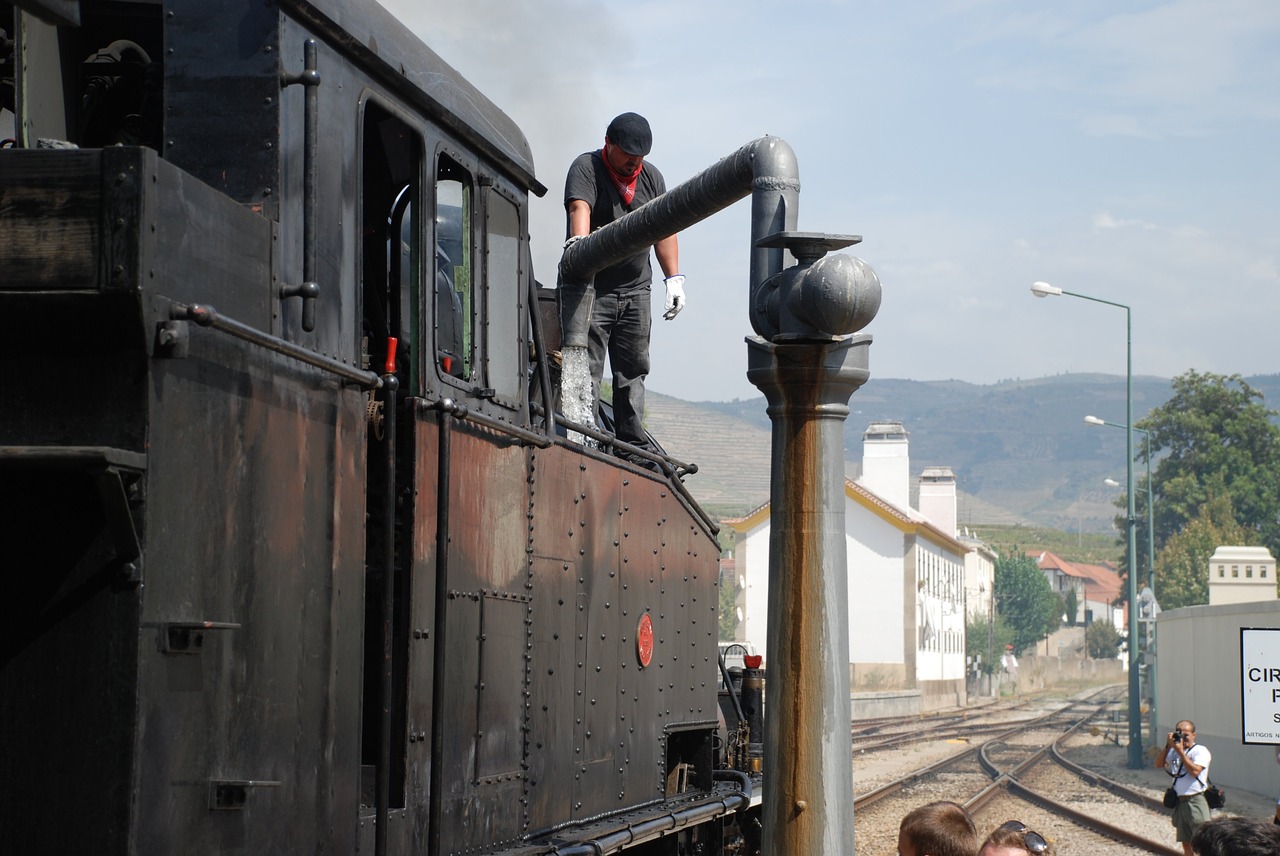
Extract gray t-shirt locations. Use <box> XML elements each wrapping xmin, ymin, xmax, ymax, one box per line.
<box><xmin>564</xmin><ymin>150</ymin><xmax>667</xmax><ymax>294</ymax></box>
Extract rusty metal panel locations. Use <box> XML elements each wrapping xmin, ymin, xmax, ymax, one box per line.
<box><xmin>621</xmin><ymin>472</ymin><xmax>721</xmax><ymax>799</ymax></box>
<box><xmin>524</xmin><ymin>444</ymin><xmax>723</xmax><ymax>826</ymax></box>
<box><xmin>526</xmin><ymin>552</ymin><xmax>576</xmax><ymax>828</ymax></box>
<box><xmin>434</xmin><ymin>421</ymin><xmax>530</xmax><ymax>849</ymax></box>
<box><xmin>525</xmin><ymin>442</ymin><xmax>582</xmax><ymax>832</ymax></box>
<box><xmin>136</xmin><ymin>346</ymin><xmax>365</xmax><ymax>854</ymax></box>
<box><xmin>570</xmin><ymin>453</ymin><xmax>623</xmax><ymax>818</ymax></box>
<box><xmin>404</xmin><ymin>413</ymin><xmax>440</xmax><ymax>837</ymax></box>
<box><xmin>614</xmin><ymin>478</ymin><xmax>667</xmax><ymax>803</ymax></box>
<box><xmin>477</xmin><ymin>593</ymin><xmax>530</xmax><ymax>779</ymax></box>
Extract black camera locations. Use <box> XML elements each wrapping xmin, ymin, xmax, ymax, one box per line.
<box><xmin>1173</xmin><ymin>729</ymin><xmax>1186</xmax><ymax>744</ymax></box>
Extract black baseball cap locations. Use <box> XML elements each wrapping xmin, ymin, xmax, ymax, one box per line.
<box><xmin>606</xmin><ymin>112</ymin><xmax>652</xmax><ymax>156</ymax></box>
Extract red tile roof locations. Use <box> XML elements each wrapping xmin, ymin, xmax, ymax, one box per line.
<box><xmin>1033</xmin><ymin>550</ymin><xmax>1122</xmax><ymax>603</ymax></box>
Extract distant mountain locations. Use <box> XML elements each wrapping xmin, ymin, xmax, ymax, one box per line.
<box><xmin>647</xmin><ymin>373</ymin><xmax>1280</xmax><ymax>533</ymax></box>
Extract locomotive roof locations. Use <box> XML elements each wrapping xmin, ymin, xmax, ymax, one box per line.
<box><xmin>286</xmin><ymin>0</ymin><xmax>547</xmax><ymax>197</ymax></box>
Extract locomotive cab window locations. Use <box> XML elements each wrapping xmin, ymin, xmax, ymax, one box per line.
<box><xmin>435</xmin><ymin>155</ymin><xmax>473</xmax><ymax>381</ymax></box>
<box><xmin>483</xmin><ymin>189</ymin><xmax>523</xmax><ymax>407</ymax></box>
<box><xmin>434</xmin><ymin>157</ymin><xmax>526</xmax><ymax>409</ymax></box>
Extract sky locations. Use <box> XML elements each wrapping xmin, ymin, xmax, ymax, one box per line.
<box><xmin>378</xmin><ymin>0</ymin><xmax>1280</xmax><ymax>403</ymax></box>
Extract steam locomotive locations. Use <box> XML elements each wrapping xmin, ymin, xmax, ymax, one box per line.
<box><xmin>0</xmin><ymin>1</ymin><xmax>764</xmax><ymax>853</ymax></box>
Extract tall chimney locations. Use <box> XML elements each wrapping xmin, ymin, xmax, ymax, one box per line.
<box><xmin>859</xmin><ymin>421</ymin><xmax>909</xmax><ymax>509</ymax></box>
<box><xmin>919</xmin><ymin>466</ymin><xmax>957</xmax><ymax>538</ymax></box>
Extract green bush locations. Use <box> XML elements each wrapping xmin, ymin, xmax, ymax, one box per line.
<box><xmin>1086</xmin><ymin>620</ymin><xmax>1121</xmax><ymax>659</ymax></box>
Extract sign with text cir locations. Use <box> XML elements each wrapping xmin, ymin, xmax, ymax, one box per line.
<box><xmin>1241</xmin><ymin>627</ymin><xmax>1280</xmax><ymax>744</ymax></box>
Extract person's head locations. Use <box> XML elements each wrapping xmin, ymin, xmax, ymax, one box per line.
<box><xmin>603</xmin><ymin>112</ymin><xmax>651</xmax><ymax>175</ymax></box>
<box><xmin>896</xmin><ymin>800</ymin><xmax>978</xmax><ymax>856</ymax></box>
<box><xmin>1190</xmin><ymin>815</ymin><xmax>1280</xmax><ymax>856</ymax></box>
<box><xmin>978</xmin><ymin>820</ymin><xmax>1052</xmax><ymax>856</ymax></box>
<box><xmin>1175</xmin><ymin>719</ymin><xmax>1198</xmax><ymax>748</ymax></box>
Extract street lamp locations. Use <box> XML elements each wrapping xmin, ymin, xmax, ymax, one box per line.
<box><xmin>1032</xmin><ymin>281</ymin><xmax>1143</xmax><ymax>768</ymax></box>
<box><xmin>1087</xmin><ymin>417</ymin><xmax>1155</xmax><ymax>594</ymax></box>
<box><xmin>1092</xmin><ymin>415</ymin><xmax>1159</xmax><ymax>748</ymax></box>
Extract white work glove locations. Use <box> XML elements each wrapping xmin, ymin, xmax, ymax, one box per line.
<box><xmin>663</xmin><ymin>274</ymin><xmax>686</xmax><ymax>320</ymax></box>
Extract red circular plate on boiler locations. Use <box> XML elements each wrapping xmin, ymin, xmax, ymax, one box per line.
<box><xmin>636</xmin><ymin>614</ymin><xmax>654</xmax><ymax>667</ymax></box>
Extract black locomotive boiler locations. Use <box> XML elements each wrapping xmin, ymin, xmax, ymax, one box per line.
<box><xmin>0</xmin><ymin>1</ymin><xmax>762</xmax><ymax>853</ymax></box>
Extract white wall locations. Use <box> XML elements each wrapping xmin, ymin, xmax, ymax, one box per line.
<box><xmin>1155</xmin><ymin>600</ymin><xmax>1280</xmax><ymax>799</ymax></box>
<box><xmin>860</xmin><ymin>436</ymin><xmax>910</xmax><ymax>508</ymax></box>
<box><xmin>738</xmin><ymin>519</ymin><xmax>772</xmax><ymax>666</ymax></box>
<box><xmin>845</xmin><ymin>503</ymin><xmax>907</xmax><ymax>665</ymax></box>
<box><xmin>964</xmin><ymin>543</ymin><xmax>995</xmax><ymax>621</ymax></box>
<box><xmin>914</xmin><ymin>538</ymin><xmax>967</xmax><ymax>682</ymax></box>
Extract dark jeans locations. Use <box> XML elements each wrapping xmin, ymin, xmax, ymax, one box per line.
<box><xmin>587</xmin><ymin>287</ymin><xmax>652</xmax><ymax>449</ymax></box>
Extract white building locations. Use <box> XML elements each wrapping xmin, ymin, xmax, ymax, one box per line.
<box><xmin>1207</xmin><ymin>545</ymin><xmax>1277</xmax><ymax>605</ymax></box>
<box><xmin>725</xmin><ymin>422</ymin><xmax>974</xmax><ymax>710</ymax></box>
<box><xmin>1033</xmin><ymin>551</ymin><xmax>1123</xmax><ymax>631</ymax></box>
<box><xmin>962</xmin><ymin>533</ymin><xmax>997</xmax><ymax>623</ymax></box>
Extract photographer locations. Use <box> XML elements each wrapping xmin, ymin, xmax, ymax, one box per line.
<box><xmin>1155</xmin><ymin>719</ymin><xmax>1212</xmax><ymax>855</ymax></box>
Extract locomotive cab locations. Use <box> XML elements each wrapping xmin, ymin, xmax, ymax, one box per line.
<box><xmin>2</xmin><ymin>2</ymin><xmax>745</xmax><ymax>854</ymax></box>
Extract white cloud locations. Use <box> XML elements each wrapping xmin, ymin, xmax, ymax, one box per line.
<box><xmin>1093</xmin><ymin>212</ymin><xmax>1158</xmax><ymax>231</ymax></box>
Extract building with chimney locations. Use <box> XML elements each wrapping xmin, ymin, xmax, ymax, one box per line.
<box><xmin>725</xmin><ymin>421</ymin><xmax>975</xmax><ymax>712</ymax></box>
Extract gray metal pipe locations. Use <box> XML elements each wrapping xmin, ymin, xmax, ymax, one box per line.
<box><xmin>558</xmin><ymin>136</ymin><xmax>800</xmax><ymax>345</ymax></box>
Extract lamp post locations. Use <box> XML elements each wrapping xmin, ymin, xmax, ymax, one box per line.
<box><xmin>1094</xmin><ymin>416</ymin><xmax>1159</xmax><ymax>748</ymax></box>
<box><xmin>1032</xmin><ymin>281</ymin><xmax>1143</xmax><ymax>768</ymax></box>
<box><xmin>1088</xmin><ymin>417</ymin><xmax>1154</xmax><ymax>595</ymax></box>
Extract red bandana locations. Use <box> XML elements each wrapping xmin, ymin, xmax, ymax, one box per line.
<box><xmin>601</xmin><ymin>147</ymin><xmax>642</xmax><ymax>205</ymax></box>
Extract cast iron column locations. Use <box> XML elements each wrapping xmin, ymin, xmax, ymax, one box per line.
<box><xmin>748</xmin><ymin>335</ymin><xmax>870</xmax><ymax>854</ymax></box>
<box><xmin>748</xmin><ymin>234</ymin><xmax>880</xmax><ymax>854</ymax></box>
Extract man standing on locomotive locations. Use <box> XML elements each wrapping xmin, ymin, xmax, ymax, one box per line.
<box><xmin>1156</xmin><ymin>718</ymin><xmax>1212</xmax><ymax>855</ymax></box>
<box><xmin>562</xmin><ymin>112</ymin><xmax>684</xmax><ymax>458</ymax></box>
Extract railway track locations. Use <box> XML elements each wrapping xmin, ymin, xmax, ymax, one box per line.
<box><xmin>852</xmin><ymin>688</ymin><xmax>1186</xmax><ymax>855</ymax></box>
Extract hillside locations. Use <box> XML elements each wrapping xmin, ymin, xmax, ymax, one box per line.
<box><xmin>646</xmin><ymin>372</ymin><xmax>1280</xmax><ymax>532</ymax></box>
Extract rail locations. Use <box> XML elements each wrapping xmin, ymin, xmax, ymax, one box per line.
<box><xmin>168</xmin><ymin>303</ymin><xmax>381</xmax><ymax>389</ymax></box>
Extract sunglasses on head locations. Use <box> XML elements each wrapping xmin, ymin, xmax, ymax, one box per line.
<box><xmin>998</xmin><ymin>820</ymin><xmax>1048</xmax><ymax>853</ymax></box>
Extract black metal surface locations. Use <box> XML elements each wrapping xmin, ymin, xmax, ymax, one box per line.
<box><xmin>375</xmin><ymin>371</ymin><xmax>399</xmax><ymax>856</ymax></box>
<box><xmin>278</xmin><ymin>39</ymin><xmax>321</xmax><ymax>330</ymax></box>
<box><xmin>0</xmin><ymin>449</ymin><xmax>144</xmax><ymax>855</ymax></box>
<box><xmin>12</xmin><ymin>0</ymin><xmax>80</xmax><ymax>26</ymax></box>
<box><xmin>280</xmin><ymin>0</ymin><xmax>543</xmax><ymax>196</ymax></box>
<box><xmin>163</xmin><ymin>0</ymin><xmax>281</xmax><ymax>208</ymax></box>
<box><xmin>170</xmin><ymin>302</ymin><xmax>381</xmax><ymax>389</ymax></box>
<box><xmin>2</xmin><ymin>4</ymin><xmax>742</xmax><ymax>854</ymax></box>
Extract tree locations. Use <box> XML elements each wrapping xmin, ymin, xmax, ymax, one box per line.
<box><xmin>966</xmin><ymin>615</ymin><xmax>1015</xmax><ymax>675</ymax></box>
<box><xmin>1064</xmin><ymin>587</ymin><xmax>1078</xmax><ymax>627</ymax></box>
<box><xmin>1086</xmin><ymin>619</ymin><xmax>1121</xmax><ymax>659</ymax></box>
<box><xmin>717</xmin><ymin>577</ymin><xmax>738</xmax><ymax>640</ymax></box>
<box><xmin>994</xmin><ymin>550</ymin><xmax>1060</xmax><ymax>653</ymax></box>
<box><xmin>1138</xmin><ymin>371</ymin><xmax>1280</xmax><ymax>562</ymax></box>
<box><xmin>1154</xmin><ymin>487</ymin><xmax>1252</xmax><ymax>609</ymax></box>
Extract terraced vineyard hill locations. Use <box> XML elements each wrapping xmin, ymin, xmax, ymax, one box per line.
<box><xmin>646</xmin><ymin>373</ymin><xmax>1280</xmax><ymax>531</ymax></box>
<box><xmin>644</xmin><ymin>392</ymin><xmax>772</xmax><ymax>518</ymax></box>
<box><xmin>645</xmin><ymin>392</ymin><xmax>1026</xmax><ymax>526</ymax></box>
